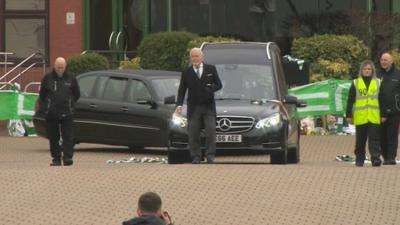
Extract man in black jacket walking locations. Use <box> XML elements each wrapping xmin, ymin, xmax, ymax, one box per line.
<box><xmin>378</xmin><ymin>52</ymin><xmax>400</xmax><ymax>165</ymax></box>
<box><xmin>175</xmin><ymin>48</ymin><xmax>223</xmax><ymax>164</ymax></box>
<box><xmin>39</xmin><ymin>57</ymin><xmax>80</xmax><ymax>166</ymax></box>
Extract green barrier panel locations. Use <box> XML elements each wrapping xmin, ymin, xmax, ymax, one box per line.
<box><xmin>0</xmin><ymin>91</ymin><xmax>38</xmax><ymax>120</ymax></box>
<box><xmin>0</xmin><ymin>91</ymin><xmax>19</xmax><ymax>120</ymax></box>
<box><xmin>18</xmin><ymin>92</ymin><xmax>38</xmax><ymax>119</ymax></box>
<box><xmin>288</xmin><ymin>79</ymin><xmax>352</xmax><ymax>117</ymax></box>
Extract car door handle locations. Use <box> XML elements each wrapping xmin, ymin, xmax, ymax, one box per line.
<box><xmin>120</xmin><ymin>106</ymin><xmax>129</xmax><ymax>112</ymax></box>
<box><xmin>89</xmin><ymin>103</ymin><xmax>97</xmax><ymax>109</ymax></box>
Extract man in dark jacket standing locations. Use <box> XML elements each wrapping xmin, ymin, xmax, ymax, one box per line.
<box><xmin>378</xmin><ymin>52</ymin><xmax>400</xmax><ymax>165</ymax></box>
<box><xmin>39</xmin><ymin>57</ymin><xmax>80</xmax><ymax>166</ymax></box>
<box><xmin>122</xmin><ymin>192</ymin><xmax>173</xmax><ymax>225</ymax></box>
<box><xmin>175</xmin><ymin>48</ymin><xmax>223</xmax><ymax>164</ymax></box>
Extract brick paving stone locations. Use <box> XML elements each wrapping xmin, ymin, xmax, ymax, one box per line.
<box><xmin>0</xmin><ymin>135</ymin><xmax>399</xmax><ymax>225</ymax></box>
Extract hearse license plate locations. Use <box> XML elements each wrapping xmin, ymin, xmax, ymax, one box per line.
<box><xmin>216</xmin><ymin>134</ymin><xmax>242</xmax><ymax>143</ymax></box>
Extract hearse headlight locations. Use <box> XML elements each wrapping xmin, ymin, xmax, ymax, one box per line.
<box><xmin>171</xmin><ymin>113</ymin><xmax>187</xmax><ymax>128</ymax></box>
<box><xmin>255</xmin><ymin>113</ymin><xmax>281</xmax><ymax>129</ymax></box>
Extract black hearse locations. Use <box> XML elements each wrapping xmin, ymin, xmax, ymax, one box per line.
<box><xmin>168</xmin><ymin>42</ymin><xmax>305</xmax><ymax>164</ymax></box>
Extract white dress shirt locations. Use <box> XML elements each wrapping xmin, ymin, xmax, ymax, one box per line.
<box><xmin>193</xmin><ymin>63</ymin><xmax>203</xmax><ymax>78</ymax></box>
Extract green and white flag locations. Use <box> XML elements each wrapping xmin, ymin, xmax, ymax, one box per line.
<box><xmin>288</xmin><ymin>79</ymin><xmax>352</xmax><ymax>117</ymax></box>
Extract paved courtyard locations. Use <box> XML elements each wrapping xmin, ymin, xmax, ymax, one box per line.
<box><xmin>1</xmin><ymin>134</ymin><xmax>400</xmax><ymax>225</ymax></box>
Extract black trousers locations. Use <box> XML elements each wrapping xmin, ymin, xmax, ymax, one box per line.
<box><xmin>380</xmin><ymin>115</ymin><xmax>400</xmax><ymax>161</ymax></box>
<box><xmin>187</xmin><ymin>105</ymin><xmax>216</xmax><ymax>160</ymax></box>
<box><xmin>46</xmin><ymin>118</ymin><xmax>74</xmax><ymax>161</ymax></box>
<box><xmin>355</xmin><ymin>123</ymin><xmax>381</xmax><ymax>162</ymax></box>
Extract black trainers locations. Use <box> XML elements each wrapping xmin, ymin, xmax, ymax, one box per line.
<box><xmin>63</xmin><ymin>159</ymin><xmax>73</xmax><ymax>166</ymax></box>
<box><xmin>355</xmin><ymin>161</ymin><xmax>364</xmax><ymax>167</ymax></box>
<box><xmin>383</xmin><ymin>159</ymin><xmax>396</xmax><ymax>165</ymax></box>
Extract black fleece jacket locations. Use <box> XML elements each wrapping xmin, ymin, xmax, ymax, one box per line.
<box><xmin>377</xmin><ymin>66</ymin><xmax>400</xmax><ymax>116</ymax></box>
<box><xmin>39</xmin><ymin>70</ymin><xmax>80</xmax><ymax>119</ymax></box>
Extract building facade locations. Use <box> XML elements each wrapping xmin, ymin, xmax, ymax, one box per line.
<box><xmin>1</xmin><ymin>0</ymin><xmax>400</xmax><ymax>87</ymax></box>
<box><xmin>0</xmin><ymin>0</ymin><xmax>82</xmax><ymax>88</ymax></box>
<box><xmin>85</xmin><ymin>0</ymin><xmax>400</xmax><ymax>56</ymax></box>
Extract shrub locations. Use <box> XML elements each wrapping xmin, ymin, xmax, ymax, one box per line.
<box><xmin>138</xmin><ymin>31</ymin><xmax>198</xmax><ymax>71</ymax></box>
<box><xmin>389</xmin><ymin>49</ymin><xmax>400</xmax><ymax>67</ymax></box>
<box><xmin>119</xmin><ymin>57</ymin><xmax>141</xmax><ymax>70</ymax></box>
<box><xmin>283</xmin><ymin>11</ymin><xmax>400</xmax><ymax>62</ymax></box>
<box><xmin>291</xmin><ymin>34</ymin><xmax>369</xmax><ymax>80</ymax></box>
<box><xmin>67</xmin><ymin>53</ymin><xmax>109</xmax><ymax>76</ymax></box>
<box><xmin>310</xmin><ymin>59</ymin><xmax>351</xmax><ymax>82</ymax></box>
<box><xmin>181</xmin><ymin>36</ymin><xmax>239</xmax><ymax>69</ymax></box>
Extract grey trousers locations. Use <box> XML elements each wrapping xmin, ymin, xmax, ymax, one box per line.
<box><xmin>188</xmin><ymin>105</ymin><xmax>216</xmax><ymax>160</ymax></box>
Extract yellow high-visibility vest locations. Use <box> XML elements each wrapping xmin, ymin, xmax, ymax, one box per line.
<box><xmin>353</xmin><ymin>77</ymin><xmax>381</xmax><ymax>125</ymax></box>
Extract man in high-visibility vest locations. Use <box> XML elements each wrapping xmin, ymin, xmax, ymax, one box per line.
<box><xmin>346</xmin><ymin>60</ymin><xmax>384</xmax><ymax>167</ymax></box>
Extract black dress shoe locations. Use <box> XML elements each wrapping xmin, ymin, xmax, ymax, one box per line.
<box><xmin>191</xmin><ymin>157</ymin><xmax>201</xmax><ymax>164</ymax></box>
<box><xmin>63</xmin><ymin>160</ymin><xmax>73</xmax><ymax>166</ymax></box>
<box><xmin>50</xmin><ymin>160</ymin><xmax>62</xmax><ymax>166</ymax></box>
<box><xmin>383</xmin><ymin>160</ymin><xmax>396</xmax><ymax>165</ymax></box>
<box><xmin>191</xmin><ymin>159</ymin><xmax>200</xmax><ymax>164</ymax></box>
<box><xmin>206</xmin><ymin>157</ymin><xmax>215</xmax><ymax>164</ymax></box>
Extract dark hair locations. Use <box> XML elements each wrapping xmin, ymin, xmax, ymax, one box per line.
<box><xmin>380</xmin><ymin>50</ymin><xmax>392</xmax><ymax>56</ymax></box>
<box><xmin>138</xmin><ymin>192</ymin><xmax>162</xmax><ymax>213</ymax></box>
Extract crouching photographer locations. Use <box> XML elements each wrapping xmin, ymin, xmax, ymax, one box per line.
<box><xmin>122</xmin><ymin>192</ymin><xmax>173</xmax><ymax>225</ymax></box>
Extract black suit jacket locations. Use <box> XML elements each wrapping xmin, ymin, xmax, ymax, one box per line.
<box><xmin>176</xmin><ymin>63</ymin><xmax>222</xmax><ymax>118</ymax></box>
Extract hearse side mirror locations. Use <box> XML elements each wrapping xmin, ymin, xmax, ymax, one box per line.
<box><xmin>164</xmin><ymin>95</ymin><xmax>176</xmax><ymax>104</ymax></box>
<box><xmin>284</xmin><ymin>95</ymin><xmax>307</xmax><ymax>108</ymax></box>
<box><xmin>296</xmin><ymin>99</ymin><xmax>307</xmax><ymax>108</ymax></box>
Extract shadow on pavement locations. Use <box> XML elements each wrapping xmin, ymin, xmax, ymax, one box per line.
<box><xmin>76</xmin><ymin>146</ymin><xmax>167</xmax><ymax>155</ymax></box>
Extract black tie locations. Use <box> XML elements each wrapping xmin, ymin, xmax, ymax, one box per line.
<box><xmin>195</xmin><ymin>66</ymin><xmax>200</xmax><ymax>78</ymax></box>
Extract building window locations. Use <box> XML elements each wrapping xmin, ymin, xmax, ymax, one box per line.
<box><xmin>0</xmin><ymin>0</ymin><xmax>48</xmax><ymax>62</ymax></box>
<box><xmin>5</xmin><ymin>0</ymin><xmax>45</xmax><ymax>10</ymax></box>
<box><xmin>5</xmin><ymin>19</ymin><xmax>45</xmax><ymax>59</ymax></box>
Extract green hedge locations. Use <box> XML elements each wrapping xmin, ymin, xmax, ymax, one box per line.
<box><xmin>119</xmin><ymin>57</ymin><xmax>141</xmax><ymax>70</ymax></box>
<box><xmin>310</xmin><ymin>59</ymin><xmax>351</xmax><ymax>81</ymax></box>
<box><xmin>291</xmin><ymin>34</ymin><xmax>369</xmax><ymax>81</ymax></box>
<box><xmin>67</xmin><ymin>53</ymin><xmax>109</xmax><ymax>76</ymax></box>
<box><xmin>138</xmin><ymin>32</ymin><xmax>198</xmax><ymax>71</ymax></box>
<box><xmin>181</xmin><ymin>36</ymin><xmax>239</xmax><ymax>69</ymax></box>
